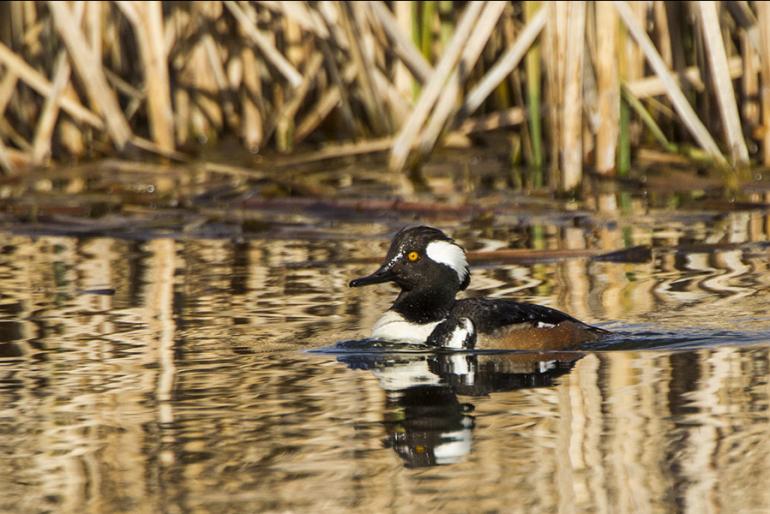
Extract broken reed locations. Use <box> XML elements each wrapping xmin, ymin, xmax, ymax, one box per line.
<box><xmin>0</xmin><ymin>1</ymin><xmax>769</xmax><ymax>190</ymax></box>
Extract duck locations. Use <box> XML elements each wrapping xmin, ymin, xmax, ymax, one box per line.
<box><xmin>349</xmin><ymin>226</ymin><xmax>609</xmax><ymax>350</ymax></box>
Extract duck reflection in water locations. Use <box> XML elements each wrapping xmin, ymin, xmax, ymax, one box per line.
<box><xmin>337</xmin><ymin>348</ymin><xmax>581</xmax><ymax>468</ymax></box>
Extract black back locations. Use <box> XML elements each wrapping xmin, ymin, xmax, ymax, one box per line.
<box><xmin>451</xmin><ymin>297</ymin><xmax>591</xmax><ymax>335</ymax></box>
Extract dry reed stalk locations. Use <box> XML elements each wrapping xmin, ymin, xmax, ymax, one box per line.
<box><xmin>582</xmin><ymin>38</ymin><xmax>596</xmax><ymax>166</ymax></box>
<box><xmin>46</xmin><ymin>3</ymin><xmax>85</xmax><ymax>157</ymax></box>
<box><xmin>613</xmin><ymin>0</ymin><xmax>726</xmax><ymax>165</ymax></box>
<box><xmin>165</xmin><ymin>8</ymin><xmax>188</xmax><ymax>145</ymax></box>
<box><xmin>0</xmin><ymin>41</ymin><xmax>103</xmax><ymax>129</ymax></box>
<box><xmin>454</xmin><ymin>107</ymin><xmax>525</xmax><ymax>134</ymax></box>
<box><xmin>50</xmin><ymin>10</ymin><xmax>82</xmax><ymax>158</ymax></box>
<box><xmin>726</xmin><ymin>1</ymin><xmax>759</xmax><ymax>51</ymax></box>
<box><xmin>0</xmin><ymin>136</ymin><xmax>13</xmax><ymax>174</ymax></box>
<box><xmin>224</xmin><ymin>0</ymin><xmax>302</xmax><ymax>87</ymax></box>
<box><xmin>317</xmin><ymin>38</ymin><xmax>358</xmax><ymax>135</ymax></box>
<box><xmin>129</xmin><ymin>135</ymin><xmax>189</xmax><ymax>162</ymax></box>
<box><xmin>352</xmin><ymin>2</ymin><xmax>378</xmax><ymax>68</ymax></box>
<box><xmin>173</xmin><ymin>88</ymin><xmax>190</xmax><ymax>146</ymax></box>
<box><xmin>742</xmin><ymin>30</ymin><xmax>759</xmax><ymax>127</ymax></box>
<box><xmin>288</xmin><ymin>2</ymin><xmax>358</xmax><ymax>134</ymax></box>
<box><xmin>560</xmin><ymin>0</ymin><xmax>586</xmax><ymax>191</ymax></box>
<box><xmin>253</xmin><ymin>1</ymin><xmax>326</xmax><ymax>38</ymax></box>
<box><xmin>652</xmin><ymin>1</ymin><xmax>673</xmax><ymax>68</ymax></box>
<box><xmin>48</xmin><ymin>1</ymin><xmax>131</xmax><ymax>149</ymax></box>
<box><xmin>86</xmin><ymin>1</ymin><xmax>102</xmax><ymax>58</ymax></box>
<box><xmin>595</xmin><ymin>1</ymin><xmax>619</xmax><ymax>174</ymax></box>
<box><xmin>460</xmin><ymin>7</ymin><xmax>546</xmax><ymax>117</ymax></box>
<box><xmin>8</xmin><ymin>2</ymin><xmax>23</xmax><ymax>43</ymax></box>
<box><xmin>186</xmin><ymin>40</ymin><xmax>221</xmax><ymax>138</ymax></box>
<box><xmin>56</xmin><ymin>115</ymin><xmax>85</xmax><ymax>157</ymax></box>
<box><xmin>338</xmin><ymin>2</ymin><xmax>390</xmax><ymax>135</ymax></box>
<box><xmin>497</xmin><ymin>7</ymin><xmax>518</xmax><ymax>138</ymax></box>
<box><xmin>185</xmin><ymin>3</ymin><xmax>224</xmax><ymax>138</ymax></box>
<box><xmin>202</xmin><ymin>34</ymin><xmax>239</xmax><ymax>130</ymax></box>
<box><xmin>267</xmin><ymin>8</ymin><xmax>286</xmax><ymax>137</ymax></box>
<box><xmin>625</xmin><ymin>1</ymin><xmax>646</xmax><ymax>81</ymax></box>
<box><xmin>268</xmin><ymin>136</ymin><xmax>393</xmax><ymax>167</ymax></box>
<box><xmin>105</xmin><ymin>67</ymin><xmax>144</xmax><ymax>104</ymax></box>
<box><xmin>284</xmin><ymin>12</ymin><xmax>304</xmax><ymax>68</ymax></box>
<box><xmin>626</xmin><ymin>56</ymin><xmax>747</xmax><ymax>98</ymax></box>
<box><xmin>417</xmin><ymin>1</ymin><xmax>507</xmax><ymax>159</ymax></box>
<box><xmin>240</xmin><ymin>45</ymin><xmax>264</xmax><ymax>152</ymax></box>
<box><xmin>388</xmin><ymin>1</ymin><xmax>485</xmax><ymax>172</ymax></box>
<box><xmin>79</xmin><ymin>3</ymin><xmax>99</xmax><ymax>166</ymax></box>
<box><xmin>317</xmin><ymin>1</ymin><xmax>344</xmax><ymax>39</ymax></box>
<box><xmin>20</xmin><ymin>2</ymin><xmax>41</xmax><ymax>59</ymax></box>
<box><xmin>117</xmin><ymin>1</ymin><xmax>175</xmax><ymax>153</ymax></box>
<box><xmin>663</xmin><ymin>2</ymin><xmax>687</xmax><ymax>74</ymax></box>
<box><xmin>758</xmin><ymin>2</ymin><xmax>770</xmax><ymax>165</ymax></box>
<box><xmin>543</xmin><ymin>1</ymin><xmax>567</xmax><ymax>182</ymax></box>
<box><xmin>104</xmin><ymin>2</ymin><xmax>123</xmax><ymax>70</ymax></box>
<box><xmin>0</xmin><ymin>67</ymin><xmax>15</xmax><ymax>171</ymax></box>
<box><xmin>0</xmin><ymin>68</ymin><xmax>17</xmax><ymax>117</ymax></box>
<box><xmin>371</xmin><ymin>68</ymin><xmax>411</xmax><ymax>123</ymax></box>
<box><xmin>356</xmin><ymin>3</ymin><xmax>408</xmax><ymax>124</ymax></box>
<box><xmin>392</xmin><ymin>0</ymin><xmax>414</xmax><ymax>99</ymax></box>
<box><xmin>370</xmin><ymin>1</ymin><xmax>432</xmax><ymax>84</ymax></box>
<box><xmin>274</xmin><ymin>52</ymin><xmax>323</xmax><ymax>151</ymax></box>
<box><xmin>31</xmin><ymin>51</ymin><xmax>70</xmax><ymax>164</ymax></box>
<box><xmin>697</xmin><ymin>1</ymin><xmax>748</xmax><ymax>164</ymax></box>
<box><xmin>0</xmin><ymin>117</ymin><xmax>30</xmax><ymax>151</ymax></box>
<box><xmin>692</xmin><ymin>3</ymin><xmax>714</xmax><ymax>130</ymax></box>
<box><xmin>294</xmin><ymin>85</ymin><xmax>342</xmax><ymax>143</ymax></box>
<box><xmin>294</xmin><ymin>63</ymin><xmax>357</xmax><ymax>143</ymax></box>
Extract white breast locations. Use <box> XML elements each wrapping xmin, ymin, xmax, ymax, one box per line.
<box><xmin>371</xmin><ymin>311</ymin><xmax>440</xmax><ymax>343</ymax></box>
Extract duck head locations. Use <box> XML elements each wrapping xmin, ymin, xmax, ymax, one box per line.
<box><xmin>350</xmin><ymin>226</ymin><xmax>470</xmax><ymax>325</ymax></box>
<box><xmin>350</xmin><ymin>226</ymin><xmax>470</xmax><ymax>293</ymax></box>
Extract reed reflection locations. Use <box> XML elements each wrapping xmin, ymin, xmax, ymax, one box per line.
<box><xmin>337</xmin><ymin>349</ymin><xmax>580</xmax><ymax>467</ymax></box>
<box><xmin>3</xmin><ymin>198</ymin><xmax>770</xmax><ymax>512</ymax></box>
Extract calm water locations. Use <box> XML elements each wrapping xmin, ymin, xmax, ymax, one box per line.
<box><xmin>3</xmin><ymin>163</ymin><xmax>770</xmax><ymax>513</ymax></box>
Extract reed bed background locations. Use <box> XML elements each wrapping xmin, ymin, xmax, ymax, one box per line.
<box><xmin>0</xmin><ymin>1</ymin><xmax>769</xmax><ymax>190</ymax></box>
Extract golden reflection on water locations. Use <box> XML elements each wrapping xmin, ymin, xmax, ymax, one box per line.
<box><xmin>1</xmin><ymin>207</ymin><xmax>770</xmax><ymax>513</ymax></box>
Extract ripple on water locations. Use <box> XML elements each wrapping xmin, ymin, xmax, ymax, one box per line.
<box><xmin>2</xmin><ymin>203</ymin><xmax>770</xmax><ymax>512</ymax></box>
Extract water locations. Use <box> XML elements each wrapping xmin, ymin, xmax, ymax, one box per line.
<box><xmin>3</xmin><ymin>162</ymin><xmax>770</xmax><ymax>513</ymax></box>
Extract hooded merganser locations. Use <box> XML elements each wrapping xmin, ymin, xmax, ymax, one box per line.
<box><xmin>349</xmin><ymin>226</ymin><xmax>609</xmax><ymax>350</ymax></box>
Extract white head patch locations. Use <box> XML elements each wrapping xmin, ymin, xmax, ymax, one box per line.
<box><xmin>425</xmin><ymin>240</ymin><xmax>469</xmax><ymax>283</ymax></box>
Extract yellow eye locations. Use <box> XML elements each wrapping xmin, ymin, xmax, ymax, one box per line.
<box><xmin>407</xmin><ymin>251</ymin><xmax>420</xmax><ymax>262</ymax></box>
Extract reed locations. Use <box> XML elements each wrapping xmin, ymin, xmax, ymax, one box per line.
<box><xmin>524</xmin><ymin>1</ymin><xmax>543</xmax><ymax>182</ymax></box>
<box><xmin>560</xmin><ymin>0</ymin><xmax>586</xmax><ymax>191</ymax></box>
<box><xmin>759</xmin><ymin>2</ymin><xmax>770</xmax><ymax>165</ymax></box>
<box><xmin>0</xmin><ymin>1</ymin><xmax>767</xmax><ymax>188</ymax></box>
<box><xmin>594</xmin><ymin>1</ymin><xmax>619</xmax><ymax>175</ymax></box>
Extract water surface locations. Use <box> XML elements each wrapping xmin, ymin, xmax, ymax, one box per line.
<box><xmin>2</xmin><ymin>161</ymin><xmax>770</xmax><ymax>513</ymax></box>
